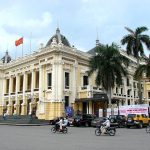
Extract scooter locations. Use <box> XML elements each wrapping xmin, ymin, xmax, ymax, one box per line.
<box><xmin>51</xmin><ymin>123</ymin><xmax>68</xmax><ymax>134</ymax></box>
<box><xmin>95</xmin><ymin>125</ymin><xmax>116</xmax><ymax>136</ymax></box>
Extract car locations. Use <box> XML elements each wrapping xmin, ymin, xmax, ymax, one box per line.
<box><xmin>126</xmin><ymin>114</ymin><xmax>150</xmax><ymax>128</ymax></box>
<box><xmin>91</xmin><ymin>117</ymin><xmax>108</xmax><ymax>127</ymax></box>
<box><xmin>109</xmin><ymin>115</ymin><xmax>126</xmax><ymax>127</ymax></box>
<box><xmin>73</xmin><ymin>114</ymin><xmax>96</xmax><ymax>127</ymax></box>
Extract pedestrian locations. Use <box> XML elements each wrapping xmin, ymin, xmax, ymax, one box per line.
<box><xmin>3</xmin><ymin>112</ymin><xmax>7</xmax><ymax>120</ymax></box>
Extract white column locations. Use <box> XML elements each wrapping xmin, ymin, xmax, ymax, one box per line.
<box><xmin>124</xmin><ymin>77</ymin><xmax>127</xmax><ymax>105</ymax></box>
<box><xmin>89</xmin><ymin>101</ymin><xmax>92</xmax><ymax>114</ymax></box>
<box><xmin>9</xmin><ymin>77</ymin><xmax>13</xmax><ymax>103</ymax></box>
<box><xmin>57</xmin><ymin>61</ymin><xmax>63</xmax><ymax>101</ymax></box>
<box><xmin>131</xmin><ymin>77</ymin><xmax>134</xmax><ymax>105</ymax></box>
<box><xmin>71</xmin><ymin>61</ymin><xmax>77</xmax><ymax>104</ymax></box>
<box><xmin>1</xmin><ymin>75</ymin><xmax>5</xmax><ymax>106</ymax></box>
<box><xmin>15</xmin><ymin>74</ymin><xmax>19</xmax><ymax>104</ymax></box>
<box><xmin>23</xmin><ymin>73</ymin><xmax>27</xmax><ymax>103</ymax></box>
<box><xmin>31</xmin><ymin>70</ymin><xmax>35</xmax><ymax>94</ymax></box>
<box><xmin>52</xmin><ymin>61</ymin><xmax>57</xmax><ymax>101</ymax></box>
<box><xmin>39</xmin><ymin>65</ymin><xmax>43</xmax><ymax>101</ymax></box>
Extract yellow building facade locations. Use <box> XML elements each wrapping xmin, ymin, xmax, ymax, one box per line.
<box><xmin>0</xmin><ymin>28</ymin><xmax>149</xmax><ymax>120</ymax></box>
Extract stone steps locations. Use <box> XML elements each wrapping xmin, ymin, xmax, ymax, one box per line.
<box><xmin>0</xmin><ymin>115</ymin><xmax>49</xmax><ymax>125</ymax></box>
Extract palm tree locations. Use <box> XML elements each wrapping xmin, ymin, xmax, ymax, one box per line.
<box><xmin>121</xmin><ymin>26</ymin><xmax>150</xmax><ymax>104</ymax></box>
<box><xmin>134</xmin><ymin>57</ymin><xmax>150</xmax><ymax>80</ymax></box>
<box><xmin>88</xmin><ymin>43</ymin><xmax>128</xmax><ymax>109</ymax></box>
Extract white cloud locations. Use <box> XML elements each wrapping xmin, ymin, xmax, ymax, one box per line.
<box><xmin>0</xmin><ymin>6</ymin><xmax>53</xmax><ymax>58</ymax></box>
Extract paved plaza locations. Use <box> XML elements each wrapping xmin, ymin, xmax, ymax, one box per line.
<box><xmin>0</xmin><ymin>125</ymin><xmax>149</xmax><ymax>150</ymax></box>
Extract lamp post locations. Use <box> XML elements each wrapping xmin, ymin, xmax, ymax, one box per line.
<box><xmin>62</xmin><ymin>99</ymin><xmax>65</xmax><ymax>117</ymax></box>
<box><xmin>117</xmin><ymin>100</ymin><xmax>120</xmax><ymax>115</ymax></box>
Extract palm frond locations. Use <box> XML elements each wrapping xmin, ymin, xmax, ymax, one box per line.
<box><xmin>125</xmin><ymin>27</ymin><xmax>135</xmax><ymax>34</ymax></box>
<box><xmin>136</xmin><ymin>26</ymin><xmax>148</xmax><ymax>35</ymax></box>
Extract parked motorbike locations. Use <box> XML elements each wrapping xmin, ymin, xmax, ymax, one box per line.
<box><xmin>95</xmin><ymin>125</ymin><xmax>116</xmax><ymax>136</ymax></box>
<box><xmin>51</xmin><ymin>123</ymin><xmax>68</xmax><ymax>134</ymax></box>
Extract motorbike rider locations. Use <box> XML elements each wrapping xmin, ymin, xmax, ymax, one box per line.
<box><xmin>57</xmin><ymin>117</ymin><xmax>64</xmax><ymax>131</ymax></box>
<box><xmin>62</xmin><ymin>117</ymin><xmax>68</xmax><ymax>127</ymax></box>
<box><xmin>101</xmin><ymin>118</ymin><xmax>110</xmax><ymax>134</ymax></box>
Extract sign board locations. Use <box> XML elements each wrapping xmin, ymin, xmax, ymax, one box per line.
<box><xmin>66</xmin><ymin>106</ymin><xmax>74</xmax><ymax>117</ymax></box>
<box><xmin>119</xmin><ymin>104</ymin><xmax>149</xmax><ymax>116</ymax></box>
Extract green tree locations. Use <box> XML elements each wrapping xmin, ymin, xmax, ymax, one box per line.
<box><xmin>134</xmin><ymin>57</ymin><xmax>150</xmax><ymax>80</ymax></box>
<box><xmin>121</xmin><ymin>26</ymin><xmax>150</xmax><ymax>104</ymax></box>
<box><xmin>88</xmin><ymin>43</ymin><xmax>128</xmax><ymax>108</ymax></box>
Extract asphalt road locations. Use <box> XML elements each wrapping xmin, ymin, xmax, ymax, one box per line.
<box><xmin>0</xmin><ymin>125</ymin><xmax>149</xmax><ymax>150</ymax></box>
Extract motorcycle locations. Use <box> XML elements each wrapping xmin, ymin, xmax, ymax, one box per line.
<box><xmin>95</xmin><ymin>125</ymin><xmax>116</xmax><ymax>136</ymax></box>
<box><xmin>51</xmin><ymin>123</ymin><xmax>68</xmax><ymax>134</ymax></box>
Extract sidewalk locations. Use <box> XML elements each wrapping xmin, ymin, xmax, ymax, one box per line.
<box><xmin>0</xmin><ymin>122</ymin><xmax>50</xmax><ymax>126</ymax></box>
<box><xmin>0</xmin><ymin>115</ymin><xmax>50</xmax><ymax>126</ymax></box>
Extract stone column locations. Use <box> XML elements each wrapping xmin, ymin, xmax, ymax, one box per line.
<box><xmin>22</xmin><ymin>73</ymin><xmax>27</xmax><ymax>115</ymax></box>
<box><xmin>39</xmin><ymin>65</ymin><xmax>43</xmax><ymax>101</ymax></box>
<box><xmin>7</xmin><ymin>77</ymin><xmax>13</xmax><ymax>115</ymax></box>
<box><xmin>31</xmin><ymin>69</ymin><xmax>35</xmax><ymax>93</ymax></box>
<box><xmin>71</xmin><ymin>61</ymin><xmax>78</xmax><ymax>104</ymax></box>
<box><xmin>0</xmin><ymin>74</ymin><xmax>5</xmax><ymax>115</ymax></box>
<box><xmin>52</xmin><ymin>61</ymin><xmax>57</xmax><ymax>101</ymax></box>
<box><xmin>124</xmin><ymin>77</ymin><xmax>128</xmax><ymax>105</ymax></box>
<box><xmin>57</xmin><ymin>61</ymin><xmax>63</xmax><ymax>102</ymax></box>
<box><xmin>89</xmin><ymin>101</ymin><xmax>92</xmax><ymax>114</ymax></box>
<box><xmin>15</xmin><ymin>74</ymin><xmax>19</xmax><ymax>115</ymax></box>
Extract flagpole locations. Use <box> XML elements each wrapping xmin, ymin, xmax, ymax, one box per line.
<box><xmin>30</xmin><ymin>32</ymin><xmax>32</xmax><ymax>54</ymax></box>
<box><xmin>15</xmin><ymin>46</ymin><xmax>17</xmax><ymax>59</ymax></box>
<box><xmin>22</xmin><ymin>38</ymin><xmax>23</xmax><ymax>58</ymax></box>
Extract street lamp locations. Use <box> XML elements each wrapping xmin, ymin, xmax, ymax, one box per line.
<box><xmin>117</xmin><ymin>100</ymin><xmax>120</xmax><ymax>115</ymax></box>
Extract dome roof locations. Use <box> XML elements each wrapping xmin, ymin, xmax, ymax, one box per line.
<box><xmin>46</xmin><ymin>28</ymin><xmax>71</xmax><ymax>47</ymax></box>
<box><xmin>87</xmin><ymin>39</ymin><xmax>103</xmax><ymax>55</ymax></box>
<box><xmin>1</xmin><ymin>51</ymin><xmax>12</xmax><ymax>63</ymax></box>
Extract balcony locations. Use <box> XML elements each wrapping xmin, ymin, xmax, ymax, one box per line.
<box><xmin>78</xmin><ymin>85</ymin><xmax>103</xmax><ymax>99</ymax></box>
<box><xmin>25</xmin><ymin>89</ymin><xmax>31</xmax><ymax>93</ymax></box>
<box><xmin>34</xmin><ymin>88</ymin><xmax>39</xmax><ymax>91</ymax></box>
<box><xmin>4</xmin><ymin>93</ymin><xmax>9</xmax><ymax>96</ymax></box>
<box><xmin>10</xmin><ymin>92</ymin><xmax>15</xmax><ymax>95</ymax></box>
<box><xmin>18</xmin><ymin>91</ymin><xmax>23</xmax><ymax>94</ymax></box>
<box><xmin>79</xmin><ymin>85</ymin><xmax>102</xmax><ymax>92</ymax></box>
<box><xmin>113</xmin><ymin>93</ymin><xmax>126</xmax><ymax>98</ymax></box>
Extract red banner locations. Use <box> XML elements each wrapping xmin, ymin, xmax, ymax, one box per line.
<box><xmin>15</xmin><ymin>37</ymin><xmax>23</xmax><ymax>46</ymax></box>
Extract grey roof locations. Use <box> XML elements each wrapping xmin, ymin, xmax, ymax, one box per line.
<box><xmin>87</xmin><ymin>39</ymin><xmax>104</xmax><ymax>55</ymax></box>
<box><xmin>1</xmin><ymin>51</ymin><xmax>11</xmax><ymax>63</ymax></box>
<box><xmin>46</xmin><ymin>28</ymin><xmax>71</xmax><ymax>47</ymax></box>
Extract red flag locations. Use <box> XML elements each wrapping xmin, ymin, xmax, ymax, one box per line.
<box><xmin>15</xmin><ymin>37</ymin><xmax>23</xmax><ymax>46</ymax></box>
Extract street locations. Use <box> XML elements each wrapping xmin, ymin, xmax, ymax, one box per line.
<box><xmin>0</xmin><ymin>125</ymin><xmax>149</xmax><ymax>150</ymax></box>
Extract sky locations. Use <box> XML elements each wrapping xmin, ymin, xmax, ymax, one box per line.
<box><xmin>0</xmin><ymin>0</ymin><xmax>150</xmax><ymax>59</ymax></box>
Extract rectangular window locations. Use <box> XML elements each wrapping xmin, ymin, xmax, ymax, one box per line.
<box><xmin>116</xmin><ymin>87</ymin><xmax>118</xmax><ymax>93</ymax></box>
<box><xmin>148</xmin><ymin>92</ymin><xmax>150</xmax><ymax>99</ymax></box>
<box><xmin>121</xmin><ymin>88</ymin><xmax>123</xmax><ymax>94</ymax></box>
<box><xmin>12</xmin><ymin>77</ymin><xmax>16</xmax><ymax>92</ymax></box>
<box><xmin>83</xmin><ymin>75</ymin><xmax>89</xmax><ymax>86</ymax></box>
<box><xmin>47</xmin><ymin>73</ymin><xmax>52</xmax><ymax>89</ymax></box>
<box><xmin>134</xmin><ymin>91</ymin><xmax>136</xmax><ymax>97</ymax></box>
<box><xmin>65</xmin><ymin>72</ymin><xmax>69</xmax><ymax>89</ymax></box>
<box><xmin>27</xmin><ymin>73</ymin><xmax>32</xmax><ymax>90</ymax></box>
<box><xmin>20</xmin><ymin>75</ymin><xmax>23</xmax><ymax>91</ymax></box>
<box><xmin>6</xmin><ymin>79</ymin><xmax>9</xmax><ymax>93</ymax></box>
<box><xmin>64</xmin><ymin>96</ymin><xmax>69</xmax><ymax>108</ymax></box>
<box><xmin>127</xmin><ymin>78</ymin><xmax>130</xmax><ymax>86</ymax></box>
<box><xmin>35</xmin><ymin>71</ymin><xmax>39</xmax><ymax>89</ymax></box>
